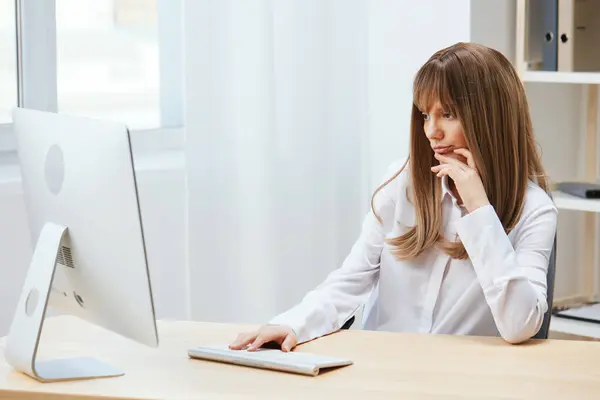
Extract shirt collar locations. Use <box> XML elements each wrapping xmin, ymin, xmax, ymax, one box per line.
<box><xmin>441</xmin><ymin>175</ymin><xmax>464</xmax><ymax>208</ymax></box>
<box><xmin>441</xmin><ymin>175</ymin><xmax>452</xmax><ymax>200</ymax></box>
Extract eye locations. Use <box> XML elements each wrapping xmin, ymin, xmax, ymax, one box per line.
<box><xmin>422</xmin><ymin>113</ymin><xmax>430</xmax><ymax>121</ymax></box>
<box><xmin>443</xmin><ymin>113</ymin><xmax>455</xmax><ymax>119</ymax></box>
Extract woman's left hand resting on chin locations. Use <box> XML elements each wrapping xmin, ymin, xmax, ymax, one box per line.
<box><xmin>430</xmin><ymin>148</ymin><xmax>490</xmax><ymax>213</ymax></box>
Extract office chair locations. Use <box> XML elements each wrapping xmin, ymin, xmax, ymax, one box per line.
<box><xmin>340</xmin><ymin>234</ymin><xmax>558</xmax><ymax>339</ymax></box>
<box><xmin>536</xmin><ymin>191</ymin><xmax>558</xmax><ymax>339</ymax></box>
<box><xmin>533</xmin><ymin>232</ymin><xmax>557</xmax><ymax>339</ymax></box>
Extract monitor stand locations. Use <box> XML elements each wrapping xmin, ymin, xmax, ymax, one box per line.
<box><xmin>3</xmin><ymin>222</ymin><xmax>124</xmax><ymax>382</ymax></box>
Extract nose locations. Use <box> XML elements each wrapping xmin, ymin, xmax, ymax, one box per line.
<box><xmin>425</xmin><ymin>118</ymin><xmax>444</xmax><ymax>141</ymax></box>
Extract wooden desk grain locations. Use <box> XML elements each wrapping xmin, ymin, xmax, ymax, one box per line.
<box><xmin>1</xmin><ymin>315</ymin><xmax>600</xmax><ymax>399</ymax></box>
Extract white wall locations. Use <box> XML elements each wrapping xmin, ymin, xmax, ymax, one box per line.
<box><xmin>183</xmin><ymin>0</ymin><xmax>370</xmax><ymax>325</ymax></box>
<box><xmin>0</xmin><ymin>187</ymin><xmax>32</xmax><ymax>336</ymax></box>
<box><xmin>366</xmin><ymin>0</ymin><xmax>471</xmax><ymax>186</ymax></box>
<box><xmin>133</xmin><ymin>153</ymin><xmax>188</xmax><ymax>321</ymax></box>
<box><xmin>0</xmin><ymin>152</ymin><xmax>187</xmax><ymax>336</ymax></box>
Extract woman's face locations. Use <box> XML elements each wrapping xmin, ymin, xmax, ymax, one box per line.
<box><xmin>421</xmin><ymin>101</ymin><xmax>468</xmax><ymax>160</ymax></box>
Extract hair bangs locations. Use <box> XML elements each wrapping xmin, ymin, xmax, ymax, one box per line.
<box><xmin>413</xmin><ymin>61</ymin><xmax>457</xmax><ymax>115</ymax></box>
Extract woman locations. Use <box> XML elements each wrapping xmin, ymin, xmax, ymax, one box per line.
<box><xmin>230</xmin><ymin>42</ymin><xmax>558</xmax><ymax>352</ymax></box>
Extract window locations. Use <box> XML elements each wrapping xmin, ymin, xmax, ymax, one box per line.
<box><xmin>56</xmin><ymin>0</ymin><xmax>160</xmax><ymax>129</ymax></box>
<box><xmin>0</xmin><ymin>0</ymin><xmax>182</xmax><ymax>156</ymax></box>
<box><xmin>0</xmin><ymin>0</ymin><xmax>17</xmax><ymax>125</ymax></box>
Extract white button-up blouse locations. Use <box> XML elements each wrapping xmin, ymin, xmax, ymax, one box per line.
<box><xmin>269</xmin><ymin>158</ymin><xmax>558</xmax><ymax>344</ymax></box>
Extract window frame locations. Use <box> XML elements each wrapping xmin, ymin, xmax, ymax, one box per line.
<box><xmin>0</xmin><ymin>0</ymin><xmax>183</xmax><ymax>160</ymax></box>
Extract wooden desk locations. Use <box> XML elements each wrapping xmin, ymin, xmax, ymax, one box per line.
<box><xmin>1</xmin><ymin>316</ymin><xmax>600</xmax><ymax>399</ymax></box>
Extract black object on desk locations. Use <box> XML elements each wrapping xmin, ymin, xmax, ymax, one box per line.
<box><xmin>555</xmin><ymin>182</ymin><xmax>600</xmax><ymax>199</ymax></box>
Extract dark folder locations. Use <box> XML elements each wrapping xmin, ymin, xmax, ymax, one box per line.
<box><xmin>541</xmin><ymin>0</ymin><xmax>558</xmax><ymax>71</ymax></box>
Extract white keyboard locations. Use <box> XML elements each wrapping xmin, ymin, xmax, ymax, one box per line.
<box><xmin>187</xmin><ymin>345</ymin><xmax>353</xmax><ymax>376</ymax></box>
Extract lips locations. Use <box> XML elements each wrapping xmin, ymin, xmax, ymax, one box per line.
<box><xmin>432</xmin><ymin>146</ymin><xmax>454</xmax><ymax>154</ymax></box>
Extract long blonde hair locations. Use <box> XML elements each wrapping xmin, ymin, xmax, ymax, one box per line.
<box><xmin>372</xmin><ymin>42</ymin><xmax>548</xmax><ymax>261</ymax></box>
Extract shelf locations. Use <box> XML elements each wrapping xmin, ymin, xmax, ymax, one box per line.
<box><xmin>522</xmin><ymin>71</ymin><xmax>600</xmax><ymax>85</ymax></box>
<box><xmin>550</xmin><ymin>315</ymin><xmax>600</xmax><ymax>339</ymax></box>
<box><xmin>552</xmin><ymin>191</ymin><xmax>600</xmax><ymax>213</ymax></box>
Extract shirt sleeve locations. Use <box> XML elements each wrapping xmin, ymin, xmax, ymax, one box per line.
<box><xmin>455</xmin><ymin>202</ymin><xmax>558</xmax><ymax>344</ymax></box>
<box><xmin>268</xmin><ymin>161</ymin><xmax>404</xmax><ymax>344</ymax></box>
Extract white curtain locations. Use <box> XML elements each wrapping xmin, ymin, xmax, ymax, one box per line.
<box><xmin>184</xmin><ymin>0</ymin><xmax>370</xmax><ymax>323</ymax></box>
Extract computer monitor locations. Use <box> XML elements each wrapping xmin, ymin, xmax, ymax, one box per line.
<box><xmin>4</xmin><ymin>108</ymin><xmax>159</xmax><ymax>383</ymax></box>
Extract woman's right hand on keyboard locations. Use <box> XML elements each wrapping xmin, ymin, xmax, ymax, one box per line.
<box><xmin>229</xmin><ymin>325</ymin><xmax>298</xmax><ymax>352</ymax></box>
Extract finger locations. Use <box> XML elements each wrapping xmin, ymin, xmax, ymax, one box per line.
<box><xmin>433</xmin><ymin>162</ymin><xmax>456</xmax><ymax>173</ymax></box>
<box><xmin>431</xmin><ymin>164</ymin><xmax>456</xmax><ymax>172</ymax></box>
<box><xmin>281</xmin><ymin>334</ymin><xmax>298</xmax><ymax>352</ymax></box>
<box><xmin>229</xmin><ymin>332</ymin><xmax>256</xmax><ymax>350</ymax></box>
<box><xmin>247</xmin><ymin>334</ymin><xmax>271</xmax><ymax>351</ymax></box>
<box><xmin>453</xmin><ymin>148</ymin><xmax>475</xmax><ymax>169</ymax></box>
<box><xmin>435</xmin><ymin>166</ymin><xmax>456</xmax><ymax>179</ymax></box>
<box><xmin>434</xmin><ymin>153</ymin><xmax>468</xmax><ymax>168</ymax></box>
<box><xmin>229</xmin><ymin>332</ymin><xmax>257</xmax><ymax>350</ymax></box>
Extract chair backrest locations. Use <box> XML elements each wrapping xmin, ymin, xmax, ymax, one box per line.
<box><xmin>532</xmin><ymin>230</ymin><xmax>557</xmax><ymax>339</ymax></box>
<box><xmin>532</xmin><ymin>190</ymin><xmax>558</xmax><ymax>340</ymax></box>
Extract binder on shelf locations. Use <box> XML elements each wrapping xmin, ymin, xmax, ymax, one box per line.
<box><xmin>558</xmin><ymin>0</ymin><xmax>600</xmax><ymax>72</ymax></box>
<box><xmin>541</xmin><ymin>0</ymin><xmax>558</xmax><ymax>71</ymax></box>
